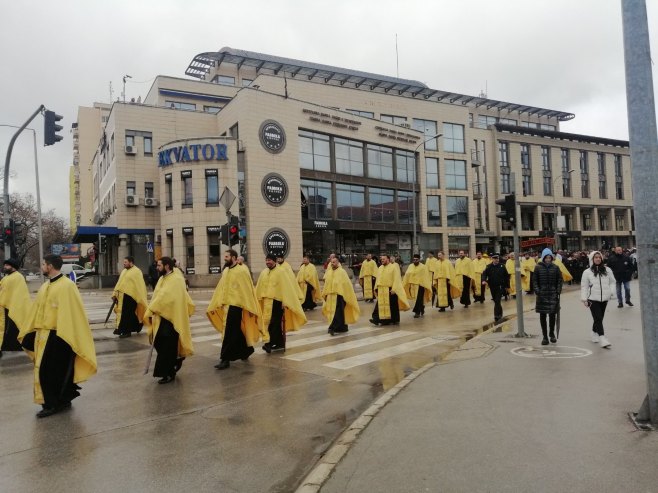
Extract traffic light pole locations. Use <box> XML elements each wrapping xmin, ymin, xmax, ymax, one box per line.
<box><xmin>511</xmin><ymin>172</ymin><xmax>527</xmax><ymax>338</ymax></box>
<box><xmin>3</xmin><ymin>105</ymin><xmax>44</xmax><ymax>260</ymax></box>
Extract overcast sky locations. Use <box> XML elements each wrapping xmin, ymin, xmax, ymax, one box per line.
<box><xmin>1</xmin><ymin>0</ymin><xmax>655</xmax><ymax>219</ymax></box>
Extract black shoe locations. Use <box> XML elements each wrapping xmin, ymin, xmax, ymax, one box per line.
<box><xmin>618</xmin><ymin>303</ymin><xmax>623</xmax><ymax>308</ymax></box>
<box><xmin>369</xmin><ymin>318</ymin><xmax>380</xmax><ymax>326</ymax></box>
<box><xmin>36</xmin><ymin>407</ymin><xmax>59</xmax><ymax>418</ymax></box>
<box><xmin>158</xmin><ymin>375</ymin><xmax>175</xmax><ymax>384</ymax></box>
<box><xmin>119</xmin><ymin>332</ymin><xmax>131</xmax><ymax>338</ymax></box>
<box><xmin>413</xmin><ymin>313</ymin><xmax>420</xmax><ymax>318</ymax></box>
<box><xmin>494</xmin><ymin>317</ymin><xmax>501</xmax><ymax>323</ymax></box>
<box><xmin>626</xmin><ymin>301</ymin><xmax>634</xmax><ymax>307</ymax></box>
<box><xmin>328</xmin><ymin>328</ymin><xmax>335</xmax><ymax>336</ymax></box>
<box><xmin>541</xmin><ymin>338</ymin><xmax>549</xmax><ymax>346</ymax></box>
<box><xmin>262</xmin><ymin>343</ymin><xmax>272</xmax><ymax>354</ymax></box>
<box><xmin>214</xmin><ymin>360</ymin><xmax>230</xmax><ymax>370</ymax></box>
<box><xmin>450</xmin><ymin>305</ymin><xmax>454</xmax><ymax>310</ymax></box>
<box><xmin>438</xmin><ymin>308</ymin><xmax>446</xmax><ymax>312</ymax></box>
<box><xmin>464</xmin><ymin>305</ymin><xmax>468</xmax><ymax>309</ymax></box>
<box><xmin>271</xmin><ymin>345</ymin><xmax>286</xmax><ymax>353</ymax></box>
<box><xmin>550</xmin><ymin>335</ymin><xmax>557</xmax><ymax>343</ymax></box>
<box><xmin>112</xmin><ymin>329</ymin><xmax>120</xmax><ymax>335</ymax></box>
<box><xmin>173</xmin><ymin>357</ymin><xmax>185</xmax><ymax>372</ymax></box>
<box><xmin>241</xmin><ymin>347</ymin><xmax>254</xmax><ymax>361</ymax></box>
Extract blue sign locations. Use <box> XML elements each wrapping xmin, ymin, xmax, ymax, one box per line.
<box><xmin>146</xmin><ymin>242</ymin><xmax>154</xmax><ymax>253</ymax></box>
<box><xmin>158</xmin><ymin>143</ymin><xmax>228</xmax><ymax>167</ymax></box>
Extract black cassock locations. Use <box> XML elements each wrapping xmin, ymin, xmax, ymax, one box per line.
<box><xmin>220</xmin><ymin>305</ymin><xmax>254</xmax><ymax>361</ymax></box>
<box><xmin>2</xmin><ymin>308</ymin><xmax>23</xmax><ymax>351</ymax></box>
<box><xmin>118</xmin><ymin>295</ymin><xmax>142</xmax><ymax>335</ymax></box>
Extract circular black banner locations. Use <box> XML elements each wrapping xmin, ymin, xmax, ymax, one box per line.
<box><xmin>259</xmin><ymin>120</ymin><xmax>286</xmax><ymax>153</ymax></box>
<box><xmin>262</xmin><ymin>173</ymin><xmax>288</xmax><ymax>206</ymax></box>
<box><xmin>263</xmin><ymin>229</ymin><xmax>290</xmax><ymax>258</ymax></box>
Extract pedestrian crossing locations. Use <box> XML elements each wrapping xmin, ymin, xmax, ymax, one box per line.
<box><xmin>86</xmin><ymin>297</ymin><xmax>463</xmax><ymax>372</ymax></box>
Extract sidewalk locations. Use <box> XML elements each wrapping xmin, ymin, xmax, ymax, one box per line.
<box><xmin>316</xmin><ymin>283</ymin><xmax>658</xmax><ymax>492</ymax></box>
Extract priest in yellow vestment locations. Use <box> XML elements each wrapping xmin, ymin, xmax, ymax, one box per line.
<box><xmin>358</xmin><ymin>253</ymin><xmax>378</xmax><ymax>303</ymax></box>
<box><xmin>144</xmin><ymin>257</ymin><xmax>195</xmax><ymax>384</ymax></box>
<box><xmin>505</xmin><ymin>253</ymin><xmax>525</xmax><ymax>297</ymax></box>
<box><xmin>432</xmin><ymin>252</ymin><xmax>461</xmax><ymax>311</ymax></box>
<box><xmin>112</xmin><ymin>255</ymin><xmax>148</xmax><ymax>338</ymax></box>
<box><xmin>19</xmin><ymin>254</ymin><xmax>97</xmax><ymax>418</ymax></box>
<box><xmin>297</xmin><ymin>256</ymin><xmax>321</xmax><ymax>311</ymax></box>
<box><xmin>207</xmin><ymin>249</ymin><xmax>265</xmax><ymax>370</ymax></box>
<box><xmin>277</xmin><ymin>255</ymin><xmax>304</xmax><ymax>301</ymax></box>
<box><xmin>425</xmin><ymin>251</ymin><xmax>439</xmax><ymax>307</ymax></box>
<box><xmin>555</xmin><ymin>254</ymin><xmax>574</xmax><ymax>283</ymax></box>
<box><xmin>369</xmin><ymin>254</ymin><xmax>409</xmax><ymax>326</ymax></box>
<box><xmin>322</xmin><ymin>256</ymin><xmax>360</xmax><ymax>335</ymax></box>
<box><xmin>0</xmin><ymin>258</ymin><xmax>31</xmax><ymax>356</ymax></box>
<box><xmin>403</xmin><ymin>254</ymin><xmax>432</xmax><ymax>318</ymax></box>
<box><xmin>521</xmin><ymin>252</ymin><xmax>537</xmax><ymax>293</ymax></box>
<box><xmin>257</xmin><ymin>254</ymin><xmax>306</xmax><ymax>353</ymax></box>
<box><xmin>471</xmin><ymin>252</ymin><xmax>489</xmax><ymax>303</ymax></box>
<box><xmin>454</xmin><ymin>250</ymin><xmax>475</xmax><ymax>308</ymax></box>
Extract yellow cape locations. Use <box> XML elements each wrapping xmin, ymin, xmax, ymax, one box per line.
<box><xmin>20</xmin><ymin>276</ymin><xmax>97</xmax><ymax>386</ymax></box>
<box><xmin>207</xmin><ymin>264</ymin><xmax>266</xmax><ymax>346</ymax></box>
<box><xmin>0</xmin><ymin>271</ymin><xmax>32</xmax><ymax>347</ymax></box>
<box><xmin>322</xmin><ymin>265</ymin><xmax>360</xmax><ymax>324</ymax></box>
<box><xmin>358</xmin><ymin>259</ymin><xmax>378</xmax><ymax>299</ymax></box>
<box><xmin>113</xmin><ymin>266</ymin><xmax>148</xmax><ymax>326</ymax></box>
<box><xmin>280</xmin><ymin>261</ymin><xmax>304</xmax><ymax>300</ymax></box>
<box><xmin>521</xmin><ymin>257</ymin><xmax>536</xmax><ymax>291</ymax></box>
<box><xmin>296</xmin><ymin>263</ymin><xmax>321</xmax><ymax>302</ymax></box>
<box><xmin>453</xmin><ymin>257</ymin><xmax>475</xmax><ymax>292</ymax></box>
<box><xmin>554</xmin><ymin>259</ymin><xmax>573</xmax><ymax>282</ymax></box>
<box><xmin>432</xmin><ymin>260</ymin><xmax>461</xmax><ymax>300</ymax></box>
<box><xmin>144</xmin><ymin>271</ymin><xmax>195</xmax><ymax>357</ymax></box>
<box><xmin>505</xmin><ymin>258</ymin><xmax>526</xmax><ymax>295</ymax></box>
<box><xmin>403</xmin><ymin>263</ymin><xmax>433</xmax><ymax>304</ymax></box>
<box><xmin>376</xmin><ymin>263</ymin><xmax>410</xmax><ymax>311</ymax></box>
<box><xmin>256</xmin><ymin>264</ymin><xmax>307</xmax><ymax>331</ymax></box>
<box><xmin>471</xmin><ymin>258</ymin><xmax>489</xmax><ymax>296</ymax></box>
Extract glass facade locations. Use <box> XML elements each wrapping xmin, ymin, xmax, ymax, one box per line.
<box><xmin>427</xmin><ymin>195</ymin><xmax>441</xmax><ymax>226</ymax></box>
<box><xmin>336</xmin><ymin>184</ymin><xmax>366</xmax><ymax>221</ymax></box>
<box><xmin>446</xmin><ymin>196</ymin><xmax>468</xmax><ymax>227</ymax></box>
<box><xmin>443</xmin><ymin>123</ymin><xmax>465</xmax><ymax>153</ymax></box>
<box><xmin>445</xmin><ymin>159</ymin><xmax>467</xmax><ymax>190</ymax></box>
<box><xmin>367</xmin><ymin>144</ymin><xmax>394</xmax><ymax>180</ymax></box>
<box><xmin>335</xmin><ymin>138</ymin><xmax>364</xmax><ymax>176</ymax></box>
<box><xmin>299</xmin><ymin>131</ymin><xmax>330</xmax><ymax>171</ymax></box>
<box><xmin>301</xmin><ymin>179</ymin><xmax>332</xmax><ymax>219</ymax></box>
<box><xmin>425</xmin><ymin>157</ymin><xmax>439</xmax><ymax>188</ymax></box>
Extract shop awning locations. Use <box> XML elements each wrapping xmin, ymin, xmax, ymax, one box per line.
<box><xmin>72</xmin><ymin>226</ymin><xmax>155</xmax><ymax>243</ymax></box>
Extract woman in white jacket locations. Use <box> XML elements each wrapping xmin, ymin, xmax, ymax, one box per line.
<box><xmin>580</xmin><ymin>251</ymin><xmax>616</xmax><ymax>348</ymax></box>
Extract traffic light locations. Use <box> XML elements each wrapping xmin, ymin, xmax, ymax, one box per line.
<box><xmin>495</xmin><ymin>193</ymin><xmax>516</xmax><ymax>226</ymax></box>
<box><xmin>44</xmin><ymin>110</ymin><xmax>63</xmax><ymax>146</ymax></box>
<box><xmin>2</xmin><ymin>222</ymin><xmax>13</xmax><ymax>245</ymax></box>
<box><xmin>99</xmin><ymin>235</ymin><xmax>108</xmax><ymax>254</ymax></box>
<box><xmin>220</xmin><ymin>224</ymin><xmax>229</xmax><ymax>246</ymax></box>
<box><xmin>229</xmin><ymin>215</ymin><xmax>240</xmax><ymax>246</ymax></box>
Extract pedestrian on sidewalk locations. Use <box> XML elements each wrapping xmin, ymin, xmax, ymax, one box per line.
<box><xmin>207</xmin><ymin>249</ymin><xmax>265</xmax><ymax>370</ymax></box>
<box><xmin>481</xmin><ymin>254</ymin><xmax>509</xmax><ymax>323</ymax></box>
<box><xmin>0</xmin><ymin>258</ymin><xmax>31</xmax><ymax>358</ymax></box>
<box><xmin>112</xmin><ymin>256</ymin><xmax>148</xmax><ymax>338</ymax></box>
<box><xmin>297</xmin><ymin>255</ymin><xmax>321</xmax><ymax>311</ymax></box>
<box><xmin>581</xmin><ymin>250</ymin><xmax>616</xmax><ymax>349</ymax></box>
<box><xmin>322</xmin><ymin>256</ymin><xmax>360</xmax><ymax>335</ymax></box>
<box><xmin>18</xmin><ymin>254</ymin><xmax>97</xmax><ymax>417</ymax></box>
<box><xmin>369</xmin><ymin>254</ymin><xmax>409</xmax><ymax>325</ymax></box>
<box><xmin>607</xmin><ymin>246</ymin><xmax>634</xmax><ymax>308</ymax></box>
<box><xmin>143</xmin><ymin>257</ymin><xmax>195</xmax><ymax>384</ymax></box>
<box><xmin>532</xmin><ymin>248</ymin><xmax>563</xmax><ymax>345</ymax></box>
<box><xmin>403</xmin><ymin>254</ymin><xmax>432</xmax><ymax>318</ymax></box>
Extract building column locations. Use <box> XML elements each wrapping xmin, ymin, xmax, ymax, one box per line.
<box><xmin>574</xmin><ymin>206</ymin><xmax>582</xmax><ymax>230</ymax></box>
<box><xmin>117</xmin><ymin>234</ymin><xmax>129</xmax><ymax>273</ymax></box>
<box><xmin>534</xmin><ymin>205</ymin><xmax>542</xmax><ymax>233</ymax></box>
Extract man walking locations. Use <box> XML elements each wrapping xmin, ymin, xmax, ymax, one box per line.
<box><xmin>481</xmin><ymin>254</ymin><xmax>510</xmax><ymax>323</ymax></box>
<box><xmin>521</xmin><ymin>252</ymin><xmax>536</xmax><ymax>294</ymax></box>
<box><xmin>19</xmin><ymin>254</ymin><xmax>97</xmax><ymax>418</ymax></box>
<box><xmin>607</xmin><ymin>246</ymin><xmax>634</xmax><ymax>308</ymax></box>
<box><xmin>112</xmin><ymin>256</ymin><xmax>148</xmax><ymax>338</ymax></box>
<box><xmin>403</xmin><ymin>254</ymin><xmax>432</xmax><ymax>318</ymax></box>
<box><xmin>425</xmin><ymin>251</ymin><xmax>439</xmax><ymax>306</ymax></box>
<box><xmin>370</xmin><ymin>254</ymin><xmax>409</xmax><ymax>326</ymax></box>
<box><xmin>533</xmin><ymin>249</ymin><xmax>563</xmax><ymax>345</ymax></box>
<box><xmin>277</xmin><ymin>255</ymin><xmax>304</xmax><ymax>300</ymax></box>
<box><xmin>256</xmin><ymin>254</ymin><xmax>306</xmax><ymax>353</ymax></box>
<box><xmin>359</xmin><ymin>253</ymin><xmax>378</xmax><ymax>303</ymax></box>
<box><xmin>471</xmin><ymin>252</ymin><xmax>488</xmax><ymax>304</ymax></box>
<box><xmin>207</xmin><ymin>249</ymin><xmax>265</xmax><ymax>370</ymax></box>
<box><xmin>144</xmin><ymin>257</ymin><xmax>195</xmax><ymax>384</ymax></box>
<box><xmin>322</xmin><ymin>256</ymin><xmax>360</xmax><ymax>335</ymax></box>
<box><xmin>432</xmin><ymin>252</ymin><xmax>460</xmax><ymax>312</ymax></box>
<box><xmin>297</xmin><ymin>255</ymin><xmax>321</xmax><ymax>311</ymax></box>
<box><xmin>454</xmin><ymin>250</ymin><xmax>474</xmax><ymax>308</ymax></box>
<box><xmin>0</xmin><ymin>258</ymin><xmax>31</xmax><ymax>358</ymax></box>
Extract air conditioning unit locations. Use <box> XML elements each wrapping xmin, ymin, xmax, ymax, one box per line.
<box><xmin>125</xmin><ymin>145</ymin><xmax>136</xmax><ymax>155</ymax></box>
<box><xmin>399</xmin><ymin>122</ymin><xmax>411</xmax><ymax>129</ymax></box>
<box><xmin>125</xmin><ymin>194</ymin><xmax>138</xmax><ymax>206</ymax></box>
<box><xmin>144</xmin><ymin>198</ymin><xmax>159</xmax><ymax>207</ymax></box>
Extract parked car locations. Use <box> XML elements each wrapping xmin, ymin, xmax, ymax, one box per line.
<box><xmin>60</xmin><ymin>263</ymin><xmax>86</xmax><ymax>282</ymax></box>
<box><xmin>25</xmin><ymin>273</ymin><xmax>42</xmax><ymax>281</ymax></box>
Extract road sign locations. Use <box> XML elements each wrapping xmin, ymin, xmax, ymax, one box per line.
<box><xmin>510</xmin><ymin>346</ymin><xmax>592</xmax><ymax>359</ymax></box>
<box><xmin>219</xmin><ymin>187</ymin><xmax>236</xmax><ymax>211</ymax></box>
<box><xmin>146</xmin><ymin>242</ymin><xmax>154</xmax><ymax>253</ymax></box>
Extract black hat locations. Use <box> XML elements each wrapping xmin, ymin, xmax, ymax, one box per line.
<box><xmin>3</xmin><ymin>258</ymin><xmax>19</xmax><ymax>269</ymax></box>
<box><xmin>491</xmin><ymin>253</ymin><xmax>500</xmax><ymax>259</ymax></box>
<box><xmin>265</xmin><ymin>253</ymin><xmax>277</xmax><ymax>261</ymax></box>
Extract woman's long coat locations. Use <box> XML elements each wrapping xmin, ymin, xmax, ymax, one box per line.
<box><xmin>533</xmin><ymin>262</ymin><xmax>563</xmax><ymax>314</ymax></box>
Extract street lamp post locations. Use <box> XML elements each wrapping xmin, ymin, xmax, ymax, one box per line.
<box><xmin>551</xmin><ymin>169</ymin><xmax>575</xmax><ymax>251</ymax></box>
<box><xmin>412</xmin><ymin>132</ymin><xmax>442</xmax><ymax>254</ymax></box>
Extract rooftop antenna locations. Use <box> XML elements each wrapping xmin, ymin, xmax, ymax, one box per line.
<box><xmin>122</xmin><ymin>74</ymin><xmax>132</xmax><ymax>103</ymax></box>
<box><xmin>395</xmin><ymin>34</ymin><xmax>399</xmax><ymax>78</ymax></box>
<box><xmin>479</xmin><ymin>80</ymin><xmax>488</xmax><ymax>99</ymax></box>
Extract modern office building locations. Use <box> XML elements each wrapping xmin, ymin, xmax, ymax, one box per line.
<box><xmin>71</xmin><ymin>47</ymin><xmax>633</xmax><ymax>284</ymax></box>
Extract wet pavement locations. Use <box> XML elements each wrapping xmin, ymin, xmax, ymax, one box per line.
<box><xmin>0</xmin><ymin>287</ymin><xmax>572</xmax><ymax>492</ymax></box>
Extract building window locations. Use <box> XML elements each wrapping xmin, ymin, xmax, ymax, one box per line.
<box><xmin>299</xmin><ymin>130</ymin><xmax>330</xmax><ymax>172</ymax></box>
<box><xmin>144</xmin><ymin>182</ymin><xmax>154</xmax><ymax>199</ymax></box>
<box><xmin>425</xmin><ymin>157</ymin><xmax>439</xmax><ymax>188</ymax></box>
<box><xmin>184</xmin><ymin>232</ymin><xmax>195</xmax><ymax>273</ymax></box>
<box><xmin>477</xmin><ymin>115</ymin><xmax>497</xmax><ymax>129</ymax></box>
<box><xmin>181</xmin><ymin>171</ymin><xmax>193</xmax><ymax>207</ymax></box>
<box><xmin>598</xmin><ymin>153</ymin><xmax>607</xmax><ymax>199</ymax></box>
<box><xmin>543</xmin><ymin>176</ymin><xmax>552</xmax><ymax>196</ymax></box>
<box><xmin>499</xmin><ymin>142</ymin><xmax>509</xmax><ymax>167</ymax></box>
<box><xmin>413</xmin><ymin>119</ymin><xmax>438</xmax><ymax>150</ymax></box>
<box><xmin>427</xmin><ymin>195</ymin><xmax>441</xmax><ymax>226</ymax></box>
<box><xmin>369</xmin><ymin>187</ymin><xmax>395</xmax><ymax>223</ymax></box>
<box><xmin>443</xmin><ymin>123</ymin><xmax>465</xmax><ymax>153</ymax></box>
<box><xmin>335</xmin><ymin>137</ymin><xmax>364</xmax><ymax>176</ymax></box>
<box><xmin>211</xmin><ymin>75</ymin><xmax>235</xmax><ymax>86</ymax></box>
<box><xmin>522</xmin><ymin>175</ymin><xmax>532</xmax><ymax>196</ymax></box>
<box><xmin>521</xmin><ymin>144</ymin><xmax>531</xmax><ymax>169</ymax></box>
<box><xmin>110</xmin><ymin>133</ymin><xmax>115</xmax><ymax>160</ymax></box>
<box><xmin>204</xmin><ymin>106</ymin><xmax>221</xmax><ymax>114</ymax></box>
<box><xmin>397</xmin><ymin>190</ymin><xmax>414</xmax><ymax>224</ymax></box>
<box><xmin>125</xmin><ymin>134</ymin><xmax>135</xmax><ymax>147</ymax></box>
<box><xmin>144</xmin><ymin>136</ymin><xmax>152</xmax><ymax>154</ymax></box>
<box><xmin>395</xmin><ymin>150</ymin><xmax>415</xmax><ymax>183</ymax></box>
<box><xmin>540</xmin><ymin>124</ymin><xmax>556</xmax><ymax>131</ymax></box>
<box><xmin>561</xmin><ymin>149</ymin><xmax>572</xmax><ymax>197</ymax></box>
<box><xmin>599</xmin><ymin>211</ymin><xmax>609</xmax><ymax>231</ymax></box>
<box><xmin>346</xmin><ymin>109</ymin><xmax>374</xmax><ymax>118</ymax></box>
<box><xmin>208</xmin><ymin>233</ymin><xmax>221</xmax><ymax>272</ymax></box>
<box><xmin>165</xmin><ymin>100</ymin><xmax>196</xmax><ymax>111</ymax></box>
<box><xmin>126</xmin><ymin>181</ymin><xmax>136</xmax><ymax>196</ymax></box>
<box><xmin>367</xmin><ymin>144</ymin><xmax>393</xmax><ymax>180</ymax></box>
<box><xmin>541</xmin><ymin>146</ymin><xmax>550</xmax><ymax>171</ymax></box>
<box><xmin>381</xmin><ymin>114</ymin><xmax>407</xmax><ymax>125</ymax></box>
<box><xmin>501</xmin><ymin>174</ymin><xmax>510</xmax><ymax>194</ymax></box>
<box><xmin>580</xmin><ymin>151</ymin><xmax>589</xmax><ymax>198</ymax></box>
<box><xmin>205</xmin><ymin>169</ymin><xmax>219</xmax><ymax>205</ymax></box>
<box><xmin>582</xmin><ymin>212</ymin><xmax>592</xmax><ymax>231</ymax></box>
<box><xmin>446</xmin><ymin>196</ymin><xmax>469</xmax><ymax>227</ymax></box>
<box><xmin>615</xmin><ymin>213</ymin><xmax>625</xmax><ymax>231</ymax></box>
<box><xmin>445</xmin><ymin>159</ymin><xmax>467</xmax><ymax>190</ymax></box>
<box><xmin>336</xmin><ymin>183</ymin><xmax>366</xmax><ymax>221</ymax></box>
<box><xmin>301</xmin><ymin>179</ymin><xmax>332</xmax><ymax>219</ymax></box>
<box><xmin>499</xmin><ymin>118</ymin><xmax>517</xmax><ymax>125</ymax></box>
<box><xmin>448</xmin><ymin>237</ymin><xmax>470</xmax><ymax>258</ymax></box>
<box><xmin>165</xmin><ymin>174</ymin><xmax>172</xmax><ymax>209</ymax></box>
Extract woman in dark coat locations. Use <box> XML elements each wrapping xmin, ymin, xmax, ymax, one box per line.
<box><xmin>532</xmin><ymin>248</ymin><xmax>563</xmax><ymax>345</ymax></box>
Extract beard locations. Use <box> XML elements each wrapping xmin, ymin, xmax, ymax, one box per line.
<box><xmin>223</xmin><ymin>259</ymin><xmax>233</xmax><ymax>270</ymax></box>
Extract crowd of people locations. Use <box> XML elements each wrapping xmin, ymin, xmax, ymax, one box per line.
<box><xmin>0</xmin><ymin>244</ymin><xmax>637</xmax><ymax>418</ymax></box>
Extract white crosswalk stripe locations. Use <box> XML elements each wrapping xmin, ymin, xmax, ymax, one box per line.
<box><xmin>323</xmin><ymin>337</ymin><xmax>443</xmax><ymax>370</ymax></box>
